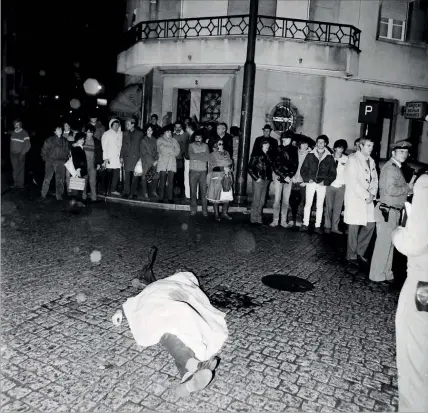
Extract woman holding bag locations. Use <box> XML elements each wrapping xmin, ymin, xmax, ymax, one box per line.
<box><xmin>206</xmin><ymin>139</ymin><xmax>233</xmax><ymax>221</ymax></box>
<box><xmin>69</xmin><ymin>132</ymin><xmax>88</xmax><ymax>207</ymax></box>
<box><xmin>140</xmin><ymin>125</ymin><xmax>159</xmax><ymax>200</ymax></box>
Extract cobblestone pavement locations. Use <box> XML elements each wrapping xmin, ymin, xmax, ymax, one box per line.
<box><xmin>1</xmin><ymin>192</ymin><xmax>399</xmax><ymax>412</ymax></box>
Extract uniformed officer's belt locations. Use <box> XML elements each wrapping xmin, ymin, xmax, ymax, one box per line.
<box><xmin>378</xmin><ymin>203</ymin><xmax>403</xmax><ymax>223</ymax></box>
<box><xmin>380</xmin><ymin>203</ymin><xmax>402</xmax><ymax>211</ymax></box>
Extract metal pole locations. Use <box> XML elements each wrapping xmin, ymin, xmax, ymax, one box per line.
<box><xmin>235</xmin><ymin>0</ymin><xmax>259</xmax><ymax>205</ymax></box>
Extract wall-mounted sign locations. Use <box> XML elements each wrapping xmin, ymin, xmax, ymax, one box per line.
<box><xmin>404</xmin><ymin>101</ymin><xmax>428</xmax><ymax>120</ymax></box>
<box><xmin>266</xmin><ymin>97</ymin><xmax>301</xmax><ymax>133</ymax></box>
<box><xmin>358</xmin><ymin>102</ymin><xmax>380</xmax><ymax>124</ymax></box>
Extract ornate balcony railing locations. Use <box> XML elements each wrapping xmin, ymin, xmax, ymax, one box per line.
<box><xmin>120</xmin><ymin>14</ymin><xmax>361</xmax><ymax>53</ymax></box>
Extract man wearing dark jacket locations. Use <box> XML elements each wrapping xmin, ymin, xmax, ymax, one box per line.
<box><xmin>270</xmin><ymin>132</ymin><xmax>299</xmax><ymax>227</ymax></box>
<box><xmin>41</xmin><ymin>125</ymin><xmax>70</xmax><ymax>200</ymax></box>
<box><xmin>300</xmin><ymin>135</ymin><xmax>336</xmax><ymax>233</ymax></box>
<box><xmin>251</xmin><ymin>124</ymin><xmax>279</xmax><ymax>158</ymax></box>
<box><xmin>121</xmin><ymin>118</ymin><xmax>144</xmax><ymax>199</ymax></box>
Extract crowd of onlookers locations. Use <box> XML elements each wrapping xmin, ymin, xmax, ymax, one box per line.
<box><xmin>7</xmin><ymin>115</ymin><xmax>428</xmax><ymax>411</ymax></box>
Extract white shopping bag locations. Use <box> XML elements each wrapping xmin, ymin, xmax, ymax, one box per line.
<box><xmin>219</xmin><ymin>189</ymin><xmax>233</xmax><ymax>202</ymax></box>
<box><xmin>64</xmin><ymin>157</ymin><xmax>77</xmax><ymax>177</ymax></box>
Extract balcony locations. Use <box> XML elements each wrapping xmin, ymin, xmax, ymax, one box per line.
<box><xmin>118</xmin><ymin>15</ymin><xmax>361</xmax><ymax>77</ymax></box>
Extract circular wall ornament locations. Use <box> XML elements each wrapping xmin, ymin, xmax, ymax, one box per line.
<box><xmin>266</xmin><ymin>97</ymin><xmax>301</xmax><ymax>134</ymax></box>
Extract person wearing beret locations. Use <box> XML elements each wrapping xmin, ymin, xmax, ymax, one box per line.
<box><xmin>369</xmin><ymin>140</ymin><xmax>417</xmax><ymax>283</ymax></box>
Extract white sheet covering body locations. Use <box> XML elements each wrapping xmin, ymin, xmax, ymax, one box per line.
<box><xmin>123</xmin><ymin>272</ymin><xmax>228</xmax><ymax>361</ymax></box>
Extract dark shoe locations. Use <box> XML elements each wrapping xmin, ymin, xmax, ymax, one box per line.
<box><xmin>331</xmin><ymin>228</ymin><xmax>343</xmax><ymax>235</ymax></box>
<box><xmin>56</xmin><ymin>196</ymin><xmax>63</xmax><ymax>201</ymax></box>
<box><xmin>324</xmin><ymin>228</ymin><xmax>331</xmax><ymax>234</ymax></box>
<box><xmin>347</xmin><ymin>259</ymin><xmax>359</xmax><ymax>268</ymax></box>
<box><xmin>190</xmin><ymin>210</ymin><xmax>196</xmax><ymax>216</ymax></box>
<box><xmin>299</xmin><ymin>225</ymin><xmax>308</xmax><ymax>232</ymax></box>
<box><xmin>357</xmin><ymin>255</ymin><xmax>368</xmax><ymax>264</ymax></box>
<box><xmin>202</xmin><ymin>211</ymin><xmax>208</xmax><ymax>217</ymax></box>
<box><xmin>122</xmin><ymin>194</ymin><xmax>129</xmax><ymax>199</ymax></box>
<box><xmin>151</xmin><ymin>192</ymin><xmax>159</xmax><ymax>198</ymax></box>
<box><xmin>215</xmin><ymin>215</ymin><xmax>221</xmax><ymax>222</ymax></box>
<box><xmin>132</xmin><ymin>194</ymin><xmax>139</xmax><ymax>200</ymax></box>
<box><xmin>176</xmin><ymin>369</ymin><xmax>213</xmax><ymax>398</ymax></box>
<box><xmin>314</xmin><ymin>227</ymin><xmax>323</xmax><ymax>234</ymax></box>
<box><xmin>142</xmin><ymin>194</ymin><xmax>150</xmax><ymax>201</ymax></box>
<box><xmin>197</xmin><ymin>356</ymin><xmax>220</xmax><ymax>372</ymax></box>
<box><xmin>221</xmin><ymin>213</ymin><xmax>232</xmax><ymax>221</ymax></box>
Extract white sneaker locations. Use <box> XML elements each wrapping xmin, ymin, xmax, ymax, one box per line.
<box><xmin>176</xmin><ymin>369</ymin><xmax>213</xmax><ymax>398</ymax></box>
<box><xmin>269</xmin><ymin>221</ymin><xmax>279</xmax><ymax>227</ymax></box>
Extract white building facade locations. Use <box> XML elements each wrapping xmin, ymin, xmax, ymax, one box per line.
<box><xmin>117</xmin><ymin>0</ymin><xmax>428</xmax><ymax>170</ymax></box>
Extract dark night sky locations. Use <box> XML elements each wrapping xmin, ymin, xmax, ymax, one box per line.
<box><xmin>4</xmin><ymin>0</ymin><xmax>126</xmax><ymax>100</ymax></box>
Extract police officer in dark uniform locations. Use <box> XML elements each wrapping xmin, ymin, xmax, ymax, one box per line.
<box><xmin>369</xmin><ymin>140</ymin><xmax>416</xmax><ymax>282</ymax></box>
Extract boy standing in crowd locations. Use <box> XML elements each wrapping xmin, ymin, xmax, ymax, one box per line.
<box><xmin>189</xmin><ymin>130</ymin><xmax>210</xmax><ymax>216</ymax></box>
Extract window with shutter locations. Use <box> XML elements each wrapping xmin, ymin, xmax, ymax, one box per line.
<box><xmin>379</xmin><ymin>0</ymin><xmax>409</xmax><ymax>41</ymax></box>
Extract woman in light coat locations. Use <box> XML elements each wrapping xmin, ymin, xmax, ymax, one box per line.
<box><xmin>156</xmin><ymin>126</ymin><xmax>180</xmax><ymax>203</ymax></box>
<box><xmin>392</xmin><ymin>172</ymin><xmax>428</xmax><ymax>412</ymax></box>
<box><xmin>101</xmin><ymin>118</ymin><xmax>123</xmax><ymax>195</ymax></box>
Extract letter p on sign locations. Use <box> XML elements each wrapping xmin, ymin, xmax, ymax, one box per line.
<box><xmin>358</xmin><ymin>102</ymin><xmax>379</xmax><ymax>124</ymax></box>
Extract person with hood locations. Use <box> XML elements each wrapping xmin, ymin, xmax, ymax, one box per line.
<box><xmin>300</xmin><ymin>135</ymin><xmax>336</xmax><ymax>233</ymax></box>
<box><xmin>270</xmin><ymin>132</ymin><xmax>299</xmax><ymax>228</ymax></box>
<box><xmin>87</xmin><ymin>115</ymin><xmax>106</xmax><ymax>141</ymax></box>
<box><xmin>392</xmin><ymin>172</ymin><xmax>428</xmax><ymax>412</ymax></box>
<box><xmin>140</xmin><ymin>125</ymin><xmax>159</xmax><ymax>200</ymax></box>
<box><xmin>101</xmin><ymin>119</ymin><xmax>123</xmax><ymax>196</ymax></box>
<box><xmin>41</xmin><ymin>125</ymin><xmax>70</xmax><ymax>200</ymax></box>
<box><xmin>157</xmin><ymin>125</ymin><xmax>180</xmax><ymax>203</ymax></box>
<box><xmin>121</xmin><ymin>118</ymin><xmax>144</xmax><ymax>199</ymax></box>
<box><xmin>10</xmin><ymin>119</ymin><xmax>31</xmax><ymax>189</ymax></box>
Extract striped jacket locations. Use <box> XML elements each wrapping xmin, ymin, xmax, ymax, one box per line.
<box><xmin>10</xmin><ymin>129</ymin><xmax>31</xmax><ymax>155</ymax></box>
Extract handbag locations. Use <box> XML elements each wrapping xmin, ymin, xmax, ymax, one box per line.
<box><xmin>64</xmin><ymin>157</ymin><xmax>77</xmax><ymax>177</ymax></box>
<box><xmin>145</xmin><ymin>165</ymin><xmax>157</xmax><ymax>183</ymax></box>
<box><xmin>134</xmin><ymin>159</ymin><xmax>143</xmax><ymax>177</ymax></box>
<box><xmin>219</xmin><ymin>189</ymin><xmax>233</xmax><ymax>202</ymax></box>
<box><xmin>221</xmin><ymin>172</ymin><xmax>233</xmax><ymax>191</ymax></box>
<box><xmin>69</xmin><ymin>177</ymin><xmax>86</xmax><ymax>191</ymax></box>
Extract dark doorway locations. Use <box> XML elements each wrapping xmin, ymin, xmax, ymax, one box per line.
<box><xmin>176</xmin><ymin>89</ymin><xmax>191</xmax><ymax>123</ymax></box>
<box><xmin>407</xmin><ymin>119</ymin><xmax>423</xmax><ymax>161</ymax></box>
<box><xmin>361</xmin><ymin>99</ymin><xmax>395</xmax><ymax>162</ymax></box>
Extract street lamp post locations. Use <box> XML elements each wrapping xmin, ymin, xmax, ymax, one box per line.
<box><xmin>235</xmin><ymin>0</ymin><xmax>259</xmax><ymax>205</ymax></box>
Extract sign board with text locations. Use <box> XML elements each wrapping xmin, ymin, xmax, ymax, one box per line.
<box><xmin>404</xmin><ymin>102</ymin><xmax>428</xmax><ymax>120</ymax></box>
<box><xmin>358</xmin><ymin>102</ymin><xmax>380</xmax><ymax>124</ymax></box>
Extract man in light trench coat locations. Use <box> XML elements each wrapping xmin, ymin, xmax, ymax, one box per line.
<box><xmin>343</xmin><ymin>136</ymin><xmax>378</xmax><ymax>266</ymax></box>
<box><xmin>369</xmin><ymin>140</ymin><xmax>415</xmax><ymax>282</ymax></box>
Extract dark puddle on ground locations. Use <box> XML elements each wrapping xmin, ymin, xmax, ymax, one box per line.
<box><xmin>262</xmin><ymin>274</ymin><xmax>314</xmax><ymax>292</ymax></box>
<box><xmin>209</xmin><ymin>287</ymin><xmax>267</xmax><ymax>314</ymax></box>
